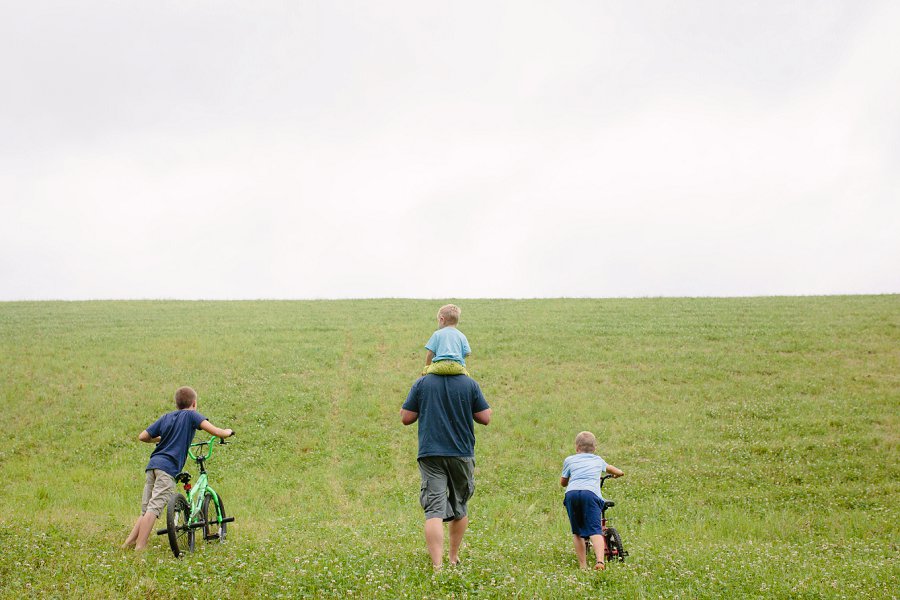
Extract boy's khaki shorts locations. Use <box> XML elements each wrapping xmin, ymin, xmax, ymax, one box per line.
<box><xmin>418</xmin><ymin>456</ymin><xmax>475</xmax><ymax>521</ymax></box>
<box><xmin>141</xmin><ymin>469</ymin><xmax>175</xmax><ymax>517</ymax></box>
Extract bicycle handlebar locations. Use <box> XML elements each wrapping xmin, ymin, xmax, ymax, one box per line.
<box><xmin>187</xmin><ymin>432</ymin><xmax>235</xmax><ymax>461</ymax></box>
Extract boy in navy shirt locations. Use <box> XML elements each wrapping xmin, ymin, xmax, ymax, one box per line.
<box><xmin>560</xmin><ymin>431</ymin><xmax>624</xmax><ymax>570</ymax></box>
<box><xmin>122</xmin><ymin>386</ymin><xmax>233</xmax><ymax>551</ymax></box>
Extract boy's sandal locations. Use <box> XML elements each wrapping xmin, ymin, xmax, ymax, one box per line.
<box><xmin>594</xmin><ymin>561</ymin><xmax>605</xmax><ymax>571</ymax></box>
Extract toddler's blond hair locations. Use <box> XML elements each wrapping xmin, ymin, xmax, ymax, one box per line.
<box><xmin>575</xmin><ymin>431</ymin><xmax>597</xmax><ymax>453</ymax></box>
<box><xmin>438</xmin><ymin>304</ymin><xmax>461</xmax><ymax>325</ymax></box>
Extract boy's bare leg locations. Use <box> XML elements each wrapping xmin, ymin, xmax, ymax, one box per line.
<box><xmin>589</xmin><ymin>534</ymin><xmax>606</xmax><ymax>568</ymax></box>
<box><xmin>424</xmin><ymin>518</ymin><xmax>444</xmax><ymax>569</ymax></box>
<box><xmin>572</xmin><ymin>534</ymin><xmax>588</xmax><ymax>569</ymax></box>
<box><xmin>448</xmin><ymin>516</ymin><xmax>468</xmax><ymax>565</ymax></box>
<box><xmin>122</xmin><ymin>517</ymin><xmax>143</xmax><ymax>548</ymax></box>
<box><xmin>134</xmin><ymin>511</ymin><xmax>159</xmax><ymax>551</ymax></box>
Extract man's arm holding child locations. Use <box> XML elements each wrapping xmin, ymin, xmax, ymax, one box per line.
<box><xmin>200</xmin><ymin>420</ymin><xmax>234</xmax><ymax>439</ymax></box>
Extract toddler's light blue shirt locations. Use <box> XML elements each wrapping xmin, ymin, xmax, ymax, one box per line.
<box><xmin>425</xmin><ymin>327</ymin><xmax>471</xmax><ymax>365</ymax></box>
<box><xmin>561</xmin><ymin>453</ymin><xmax>608</xmax><ymax>499</ymax></box>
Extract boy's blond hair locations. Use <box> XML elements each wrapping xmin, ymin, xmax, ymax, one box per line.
<box><xmin>174</xmin><ymin>386</ymin><xmax>197</xmax><ymax>410</ymax></box>
<box><xmin>575</xmin><ymin>431</ymin><xmax>597</xmax><ymax>453</ymax></box>
<box><xmin>438</xmin><ymin>304</ymin><xmax>461</xmax><ymax>325</ymax></box>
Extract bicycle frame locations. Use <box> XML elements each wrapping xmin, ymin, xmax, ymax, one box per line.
<box><xmin>598</xmin><ymin>474</ymin><xmax>614</xmax><ymax>533</ymax></box>
<box><xmin>157</xmin><ymin>435</ymin><xmax>234</xmax><ymax>556</ymax></box>
<box><xmin>160</xmin><ymin>438</ymin><xmax>227</xmax><ymax>535</ymax></box>
<box><xmin>584</xmin><ymin>475</ymin><xmax>628</xmax><ymax>562</ymax></box>
<box><xmin>182</xmin><ymin>439</ymin><xmax>225</xmax><ymax>529</ymax></box>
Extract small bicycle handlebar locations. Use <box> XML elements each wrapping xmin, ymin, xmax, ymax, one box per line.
<box><xmin>188</xmin><ymin>432</ymin><xmax>235</xmax><ymax>461</ymax></box>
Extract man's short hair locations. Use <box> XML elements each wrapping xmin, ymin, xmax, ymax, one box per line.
<box><xmin>575</xmin><ymin>431</ymin><xmax>596</xmax><ymax>453</ymax></box>
<box><xmin>174</xmin><ymin>386</ymin><xmax>197</xmax><ymax>409</ymax></box>
<box><xmin>438</xmin><ymin>304</ymin><xmax>461</xmax><ymax>325</ymax></box>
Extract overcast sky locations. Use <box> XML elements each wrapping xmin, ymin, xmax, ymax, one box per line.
<box><xmin>1</xmin><ymin>1</ymin><xmax>898</xmax><ymax>300</ymax></box>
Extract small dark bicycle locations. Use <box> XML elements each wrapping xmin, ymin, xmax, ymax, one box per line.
<box><xmin>157</xmin><ymin>436</ymin><xmax>235</xmax><ymax>557</ymax></box>
<box><xmin>585</xmin><ymin>474</ymin><xmax>628</xmax><ymax>562</ymax></box>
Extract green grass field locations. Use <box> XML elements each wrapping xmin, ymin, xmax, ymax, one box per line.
<box><xmin>0</xmin><ymin>297</ymin><xmax>897</xmax><ymax>599</ymax></box>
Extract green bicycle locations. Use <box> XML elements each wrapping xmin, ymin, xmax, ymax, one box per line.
<box><xmin>156</xmin><ymin>435</ymin><xmax>235</xmax><ymax>557</ymax></box>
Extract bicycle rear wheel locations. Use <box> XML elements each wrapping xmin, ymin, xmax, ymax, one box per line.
<box><xmin>166</xmin><ymin>493</ymin><xmax>195</xmax><ymax>557</ymax></box>
<box><xmin>201</xmin><ymin>492</ymin><xmax>227</xmax><ymax>542</ymax></box>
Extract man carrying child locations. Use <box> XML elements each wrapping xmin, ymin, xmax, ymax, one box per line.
<box><xmin>401</xmin><ymin>360</ymin><xmax>491</xmax><ymax>569</ymax></box>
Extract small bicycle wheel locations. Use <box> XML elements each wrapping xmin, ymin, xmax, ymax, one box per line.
<box><xmin>166</xmin><ymin>493</ymin><xmax>195</xmax><ymax>558</ymax></box>
<box><xmin>201</xmin><ymin>492</ymin><xmax>227</xmax><ymax>542</ymax></box>
<box><xmin>605</xmin><ymin>527</ymin><xmax>626</xmax><ymax>562</ymax></box>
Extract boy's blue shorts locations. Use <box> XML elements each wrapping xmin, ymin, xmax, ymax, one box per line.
<box><xmin>563</xmin><ymin>490</ymin><xmax>604</xmax><ymax>538</ymax></box>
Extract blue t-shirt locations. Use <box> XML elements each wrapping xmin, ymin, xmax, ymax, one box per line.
<box><xmin>561</xmin><ymin>453</ymin><xmax>608</xmax><ymax>500</ymax></box>
<box><xmin>425</xmin><ymin>327</ymin><xmax>471</xmax><ymax>365</ymax></box>
<box><xmin>145</xmin><ymin>410</ymin><xmax>207</xmax><ymax>478</ymax></box>
<box><xmin>402</xmin><ymin>375</ymin><xmax>489</xmax><ymax>458</ymax></box>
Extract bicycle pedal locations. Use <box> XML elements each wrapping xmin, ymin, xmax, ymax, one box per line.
<box><xmin>205</xmin><ymin>534</ymin><xmax>220</xmax><ymax>541</ymax></box>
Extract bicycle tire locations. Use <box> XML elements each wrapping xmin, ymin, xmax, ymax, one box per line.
<box><xmin>201</xmin><ymin>492</ymin><xmax>227</xmax><ymax>542</ymax></box>
<box><xmin>166</xmin><ymin>493</ymin><xmax>194</xmax><ymax>558</ymax></box>
<box><xmin>605</xmin><ymin>527</ymin><xmax>625</xmax><ymax>562</ymax></box>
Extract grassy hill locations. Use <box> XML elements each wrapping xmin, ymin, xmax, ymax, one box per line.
<box><xmin>0</xmin><ymin>297</ymin><xmax>897</xmax><ymax>598</ymax></box>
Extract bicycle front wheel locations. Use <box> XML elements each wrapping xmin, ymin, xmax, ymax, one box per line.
<box><xmin>605</xmin><ymin>527</ymin><xmax>625</xmax><ymax>562</ymax></box>
<box><xmin>201</xmin><ymin>492</ymin><xmax>227</xmax><ymax>542</ymax></box>
<box><xmin>166</xmin><ymin>493</ymin><xmax>195</xmax><ymax>558</ymax></box>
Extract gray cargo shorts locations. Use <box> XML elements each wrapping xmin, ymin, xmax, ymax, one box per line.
<box><xmin>417</xmin><ymin>456</ymin><xmax>475</xmax><ymax>522</ymax></box>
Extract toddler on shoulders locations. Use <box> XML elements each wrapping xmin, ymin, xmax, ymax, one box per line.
<box><xmin>422</xmin><ymin>304</ymin><xmax>471</xmax><ymax>376</ymax></box>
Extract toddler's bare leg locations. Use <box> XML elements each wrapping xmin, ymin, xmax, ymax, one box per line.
<box><xmin>589</xmin><ymin>534</ymin><xmax>606</xmax><ymax>568</ymax></box>
<box><xmin>572</xmin><ymin>534</ymin><xmax>588</xmax><ymax>569</ymax></box>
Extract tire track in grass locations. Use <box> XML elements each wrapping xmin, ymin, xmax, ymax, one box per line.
<box><xmin>381</xmin><ymin>326</ymin><xmax>422</xmax><ymax>514</ymax></box>
<box><xmin>371</xmin><ymin>326</ymin><xmax>418</xmax><ymax>515</ymax></box>
<box><xmin>324</xmin><ymin>329</ymin><xmax>354</xmax><ymax>520</ymax></box>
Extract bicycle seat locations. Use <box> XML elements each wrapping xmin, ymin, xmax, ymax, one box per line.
<box><xmin>603</xmin><ymin>500</ymin><xmax>615</xmax><ymax>509</ymax></box>
<box><xmin>175</xmin><ymin>472</ymin><xmax>191</xmax><ymax>484</ymax></box>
